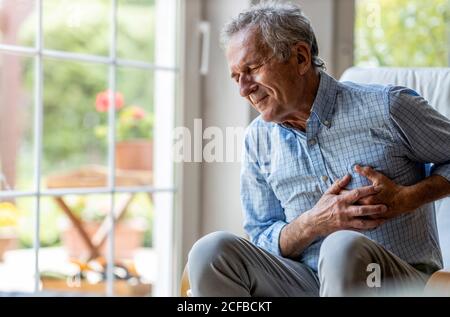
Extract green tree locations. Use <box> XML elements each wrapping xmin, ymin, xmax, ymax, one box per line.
<box><xmin>355</xmin><ymin>0</ymin><xmax>449</xmax><ymax>67</ymax></box>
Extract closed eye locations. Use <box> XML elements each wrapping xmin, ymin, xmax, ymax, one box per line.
<box><xmin>231</xmin><ymin>66</ymin><xmax>259</xmax><ymax>83</ymax></box>
<box><xmin>230</xmin><ymin>60</ymin><xmax>265</xmax><ymax>84</ymax></box>
<box><xmin>248</xmin><ymin>64</ymin><xmax>262</xmax><ymax>74</ymax></box>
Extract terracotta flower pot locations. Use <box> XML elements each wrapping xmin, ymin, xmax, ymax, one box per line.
<box><xmin>115</xmin><ymin>140</ymin><xmax>153</xmax><ymax>171</ymax></box>
<box><xmin>0</xmin><ymin>233</ymin><xmax>18</xmax><ymax>262</ymax></box>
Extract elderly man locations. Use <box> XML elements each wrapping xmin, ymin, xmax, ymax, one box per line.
<box><xmin>188</xmin><ymin>2</ymin><xmax>450</xmax><ymax>296</ymax></box>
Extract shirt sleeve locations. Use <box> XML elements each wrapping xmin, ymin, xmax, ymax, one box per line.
<box><xmin>240</xmin><ymin>125</ymin><xmax>287</xmax><ymax>257</ymax></box>
<box><xmin>388</xmin><ymin>86</ymin><xmax>450</xmax><ymax>182</ymax></box>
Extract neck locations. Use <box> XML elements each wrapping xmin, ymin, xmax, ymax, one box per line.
<box><xmin>283</xmin><ymin>69</ymin><xmax>321</xmax><ymax>131</ymax></box>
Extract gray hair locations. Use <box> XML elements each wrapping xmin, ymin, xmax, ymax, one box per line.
<box><xmin>221</xmin><ymin>1</ymin><xmax>325</xmax><ymax>70</ymax></box>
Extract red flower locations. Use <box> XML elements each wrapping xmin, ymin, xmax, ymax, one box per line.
<box><xmin>95</xmin><ymin>90</ymin><xmax>124</xmax><ymax>112</ymax></box>
<box><xmin>130</xmin><ymin>106</ymin><xmax>146</xmax><ymax>120</ymax></box>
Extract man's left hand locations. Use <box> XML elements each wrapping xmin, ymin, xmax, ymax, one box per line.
<box><xmin>354</xmin><ymin>165</ymin><xmax>412</xmax><ymax>219</ymax></box>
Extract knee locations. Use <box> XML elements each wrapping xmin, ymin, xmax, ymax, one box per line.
<box><xmin>188</xmin><ymin>231</ymin><xmax>242</xmax><ymax>280</ymax></box>
<box><xmin>319</xmin><ymin>230</ymin><xmax>374</xmax><ymax>296</ymax></box>
<box><xmin>319</xmin><ymin>230</ymin><xmax>370</xmax><ymax>264</ymax></box>
<box><xmin>189</xmin><ymin>231</ymin><xmax>241</xmax><ymax>263</ymax></box>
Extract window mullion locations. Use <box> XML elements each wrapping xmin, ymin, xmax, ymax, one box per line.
<box><xmin>33</xmin><ymin>0</ymin><xmax>44</xmax><ymax>294</ymax></box>
<box><xmin>0</xmin><ymin>187</ymin><xmax>175</xmax><ymax>199</ymax></box>
<box><xmin>0</xmin><ymin>44</ymin><xmax>179</xmax><ymax>72</ymax></box>
<box><xmin>105</xmin><ymin>0</ymin><xmax>118</xmax><ymax>297</ymax></box>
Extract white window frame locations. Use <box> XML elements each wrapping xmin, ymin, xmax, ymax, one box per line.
<box><xmin>0</xmin><ymin>0</ymin><xmax>178</xmax><ymax>296</ymax></box>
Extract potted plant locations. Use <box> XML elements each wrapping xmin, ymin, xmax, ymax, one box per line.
<box><xmin>0</xmin><ymin>202</ymin><xmax>20</xmax><ymax>261</ymax></box>
<box><xmin>94</xmin><ymin>90</ymin><xmax>154</xmax><ymax>171</ymax></box>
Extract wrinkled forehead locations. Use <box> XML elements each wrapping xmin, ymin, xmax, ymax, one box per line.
<box><xmin>225</xmin><ymin>27</ymin><xmax>272</xmax><ymax>67</ymax></box>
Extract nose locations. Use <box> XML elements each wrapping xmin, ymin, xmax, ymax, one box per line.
<box><xmin>239</xmin><ymin>74</ymin><xmax>257</xmax><ymax>98</ymax></box>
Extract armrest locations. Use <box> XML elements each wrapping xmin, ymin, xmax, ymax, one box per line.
<box><xmin>180</xmin><ymin>264</ymin><xmax>191</xmax><ymax>297</ymax></box>
<box><xmin>424</xmin><ymin>269</ymin><xmax>450</xmax><ymax>296</ymax></box>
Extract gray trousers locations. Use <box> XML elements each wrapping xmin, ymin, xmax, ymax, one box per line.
<box><xmin>187</xmin><ymin>230</ymin><xmax>431</xmax><ymax>297</ymax></box>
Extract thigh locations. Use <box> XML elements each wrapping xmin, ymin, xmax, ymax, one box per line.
<box><xmin>320</xmin><ymin>230</ymin><xmax>431</xmax><ymax>296</ymax></box>
<box><xmin>362</xmin><ymin>237</ymin><xmax>431</xmax><ymax>295</ymax></box>
<box><xmin>234</xmin><ymin>238</ymin><xmax>320</xmax><ymax>297</ymax></box>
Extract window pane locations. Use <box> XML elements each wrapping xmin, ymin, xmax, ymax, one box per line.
<box><xmin>109</xmin><ymin>193</ymin><xmax>154</xmax><ymax>296</ymax></box>
<box><xmin>151</xmin><ymin>191</ymin><xmax>173</xmax><ymax>296</ymax></box>
<box><xmin>42</xmin><ymin>59</ymin><xmax>108</xmax><ymax>190</ymax></box>
<box><xmin>43</xmin><ymin>0</ymin><xmax>109</xmax><ymax>55</ymax></box>
<box><xmin>355</xmin><ymin>0</ymin><xmax>450</xmax><ymax>67</ymax></box>
<box><xmin>118</xmin><ymin>0</ymin><xmax>178</xmax><ymax>68</ymax></box>
<box><xmin>0</xmin><ymin>53</ymin><xmax>35</xmax><ymax>192</ymax></box>
<box><xmin>0</xmin><ymin>0</ymin><xmax>36</xmax><ymax>47</ymax></box>
<box><xmin>0</xmin><ymin>197</ymin><xmax>36</xmax><ymax>293</ymax></box>
<box><xmin>117</xmin><ymin>0</ymin><xmax>156</xmax><ymax>63</ymax></box>
<box><xmin>39</xmin><ymin>194</ymin><xmax>107</xmax><ymax>296</ymax></box>
<box><xmin>115</xmin><ymin>67</ymin><xmax>154</xmax><ymax>181</ymax></box>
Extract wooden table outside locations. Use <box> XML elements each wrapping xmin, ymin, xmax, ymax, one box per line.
<box><xmin>46</xmin><ymin>165</ymin><xmax>153</xmax><ymax>261</ymax></box>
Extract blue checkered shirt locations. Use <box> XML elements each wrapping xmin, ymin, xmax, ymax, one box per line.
<box><xmin>241</xmin><ymin>71</ymin><xmax>450</xmax><ymax>272</ymax></box>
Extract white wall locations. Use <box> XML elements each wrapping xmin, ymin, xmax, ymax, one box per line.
<box><xmin>177</xmin><ymin>0</ymin><xmax>203</xmax><ymax>283</ymax></box>
<box><xmin>200</xmin><ymin>0</ymin><xmax>252</xmax><ymax>237</ymax></box>
<box><xmin>297</xmin><ymin>0</ymin><xmax>354</xmax><ymax>78</ymax></box>
<box><xmin>297</xmin><ymin>0</ymin><xmax>336</xmax><ymax>75</ymax></box>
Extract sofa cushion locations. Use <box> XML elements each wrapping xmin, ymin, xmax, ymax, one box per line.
<box><xmin>340</xmin><ymin>67</ymin><xmax>450</xmax><ymax>118</ymax></box>
<box><xmin>436</xmin><ymin>199</ymin><xmax>450</xmax><ymax>268</ymax></box>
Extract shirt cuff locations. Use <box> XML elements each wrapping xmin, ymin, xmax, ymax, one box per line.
<box><xmin>431</xmin><ymin>165</ymin><xmax>450</xmax><ymax>183</ymax></box>
<box><xmin>263</xmin><ymin>220</ymin><xmax>288</xmax><ymax>257</ymax></box>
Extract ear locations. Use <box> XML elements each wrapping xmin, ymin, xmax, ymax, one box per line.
<box><xmin>293</xmin><ymin>42</ymin><xmax>312</xmax><ymax>75</ymax></box>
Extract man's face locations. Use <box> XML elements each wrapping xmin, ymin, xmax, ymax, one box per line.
<box><xmin>226</xmin><ymin>28</ymin><xmax>305</xmax><ymax>123</ymax></box>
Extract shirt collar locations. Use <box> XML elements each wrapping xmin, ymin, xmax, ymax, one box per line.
<box><xmin>310</xmin><ymin>71</ymin><xmax>338</xmax><ymax>128</ymax></box>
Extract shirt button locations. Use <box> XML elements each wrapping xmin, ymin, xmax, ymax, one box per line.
<box><xmin>309</xmin><ymin>139</ymin><xmax>317</xmax><ymax>146</ymax></box>
<box><xmin>324</xmin><ymin>120</ymin><xmax>330</xmax><ymax>127</ymax></box>
<box><xmin>321</xmin><ymin>175</ymin><xmax>329</xmax><ymax>182</ymax></box>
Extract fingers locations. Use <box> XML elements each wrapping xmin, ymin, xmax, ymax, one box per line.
<box><xmin>355</xmin><ymin>195</ymin><xmax>381</xmax><ymax>206</ymax></box>
<box><xmin>347</xmin><ymin>204</ymin><xmax>387</xmax><ymax>217</ymax></box>
<box><xmin>348</xmin><ymin>217</ymin><xmax>386</xmax><ymax>231</ymax></box>
<box><xmin>341</xmin><ymin>185</ymin><xmax>381</xmax><ymax>204</ymax></box>
<box><xmin>326</xmin><ymin>174</ymin><xmax>351</xmax><ymax>195</ymax></box>
<box><xmin>354</xmin><ymin>165</ymin><xmax>386</xmax><ymax>184</ymax></box>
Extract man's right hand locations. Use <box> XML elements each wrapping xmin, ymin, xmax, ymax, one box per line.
<box><xmin>304</xmin><ymin>174</ymin><xmax>387</xmax><ymax>237</ymax></box>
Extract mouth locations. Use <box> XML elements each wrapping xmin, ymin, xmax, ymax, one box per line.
<box><xmin>254</xmin><ymin>95</ymin><xmax>268</xmax><ymax>105</ymax></box>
